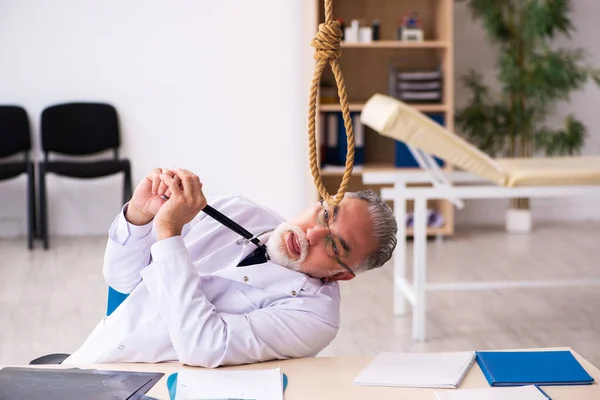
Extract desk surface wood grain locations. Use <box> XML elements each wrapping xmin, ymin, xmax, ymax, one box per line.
<box><xmin>5</xmin><ymin>347</ymin><xmax>600</xmax><ymax>400</ymax></box>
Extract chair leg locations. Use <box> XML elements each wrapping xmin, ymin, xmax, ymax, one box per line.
<box><xmin>123</xmin><ymin>166</ymin><xmax>133</xmax><ymax>205</ymax></box>
<box><xmin>27</xmin><ymin>163</ymin><xmax>36</xmax><ymax>250</ymax></box>
<box><xmin>39</xmin><ymin>163</ymin><xmax>49</xmax><ymax>250</ymax></box>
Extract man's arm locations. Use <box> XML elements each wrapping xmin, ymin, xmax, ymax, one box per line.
<box><xmin>140</xmin><ymin>169</ymin><xmax>339</xmax><ymax>367</ymax></box>
<box><xmin>103</xmin><ymin>202</ymin><xmax>206</xmax><ymax>294</ymax></box>
<box><xmin>102</xmin><ymin>167</ymin><xmax>180</xmax><ymax>294</ymax></box>
<box><xmin>102</xmin><ymin>203</ymin><xmax>156</xmax><ymax>294</ymax></box>
<box><xmin>140</xmin><ymin>236</ymin><xmax>340</xmax><ymax>368</ymax></box>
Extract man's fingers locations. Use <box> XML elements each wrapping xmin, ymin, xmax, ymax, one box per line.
<box><xmin>173</xmin><ymin>168</ymin><xmax>201</xmax><ymax>199</ymax></box>
<box><xmin>147</xmin><ymin>168</ymin><xmax>161</xmax><ymax>195</ymax></box>
<box><xmin>158</xmin><ymin>180</ymin><xmax>168</xmax><ymax>196</ymax></box>
<box><xmin>160</xmin><ymin>174</ymin><xmax>183</xmax><ymax>197</ymax></box>
<box><xmin>152</xmin><ymin>175</ymin><xmax>161</xmax><ymax>196</ymax></box>
<box><xmin>163</xmin><ymin>169</ymin><xmax>204</xmax><ymax>209</ymax></box>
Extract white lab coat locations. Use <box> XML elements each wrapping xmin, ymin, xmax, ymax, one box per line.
<box><xmin>63</xmin><ymin>195</ymin><xmax>340</xmax><ymax>368</ymax></box>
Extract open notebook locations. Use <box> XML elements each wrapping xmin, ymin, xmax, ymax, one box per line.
<box><xmin>353</xmin><ymin>351</ymin><xmax>476</xmax><ymax>389</ymax></box>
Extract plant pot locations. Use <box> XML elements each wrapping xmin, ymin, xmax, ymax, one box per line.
<box><xmin>505</xmin><ymin>208</ymin><xmax>532</xmax><ymax>233</ymax></box>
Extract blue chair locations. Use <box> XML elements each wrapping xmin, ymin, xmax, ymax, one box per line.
<box><xmin>106</xmin><ymin>286</ymin><xmax>129</xmax><ymax>316</ymax></box>
<box><xmin>29</xmin><ymin>286</ymin><xmax>129</xmax><ymax>364</ymax></box>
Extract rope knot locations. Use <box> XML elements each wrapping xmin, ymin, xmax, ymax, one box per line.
<box><xmin>311</xmin><ymin>21</ymin><xmax>342</xmax><ymax>61</ymax></box>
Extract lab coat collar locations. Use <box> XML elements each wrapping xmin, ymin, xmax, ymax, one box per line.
<box><xmin>209</xmin><ymin>237</ymin><xmax>325</xmax><ymax>297</ymax></box>
<box><xmin>190</xmin><ymin>219</ymin><xmax>325</xmax><ymax>297</ymax></box>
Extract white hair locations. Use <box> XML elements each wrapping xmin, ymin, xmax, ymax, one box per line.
<box><xmin>345</xmin><ymin>189</ymin><xmax>398</xmax><ymax>273</ymax></box>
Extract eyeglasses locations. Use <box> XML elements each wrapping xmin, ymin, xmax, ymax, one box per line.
<box><xmin>317</xmin><ymin>200</ymin><xmax>355</xmax><ymax>277</ymax></box>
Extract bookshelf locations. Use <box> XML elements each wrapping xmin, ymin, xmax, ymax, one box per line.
<box><xmin>314</xmin><ymin>0</ymin><xmax>455</xmax><ymax>237</ymax></box>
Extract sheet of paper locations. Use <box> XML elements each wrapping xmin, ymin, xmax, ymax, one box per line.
<box><xmin>175</xmin><ymin>368</ymin><xmax>283</xmax><ymax>400</ymax></box>
<box><xmin>353</xmin><ymin>351</ymin><xmax>476</xmax><ymax>388</ymax></box>
<box><xmin>434</xmin><ymin>385</ymin><xmax>549</xmax><ymax>400</ymax></box>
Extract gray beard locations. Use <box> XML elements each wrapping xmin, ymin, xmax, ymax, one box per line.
<box><xmin>265</xmin><ymin>222</ymin><xmax>307</xmax><ymax>272</ymax></box>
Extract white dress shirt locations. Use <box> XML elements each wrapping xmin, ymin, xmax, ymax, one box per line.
<box><xmin>62</xmin><ymin>195</ymin><xmax>340</xmax><ymax>368</ymax></box>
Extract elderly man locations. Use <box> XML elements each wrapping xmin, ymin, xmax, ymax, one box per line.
<box><xmin>63</xmin><ymin>167</ymin><xmax>398</xmax><ymax>367</ymax></box>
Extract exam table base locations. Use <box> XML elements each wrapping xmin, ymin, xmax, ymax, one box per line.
<box><xmin>374</xmin><ymin>175</ymin><xmax>600</xmax><ymax>343</ymax></box>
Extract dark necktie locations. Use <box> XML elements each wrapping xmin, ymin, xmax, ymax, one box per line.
<box><xmin>237</xmin><ymin>246</ymin><xmax>268</xmax><ymax>267</ymax></box>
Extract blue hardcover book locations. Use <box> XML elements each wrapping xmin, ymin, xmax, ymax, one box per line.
<box><xmin>476</xmin><ymin>350</ymin><xmax>595</xmax><ymax>387</ymax></box>
<box><xmin>325</xmin><ymin>112</ymin><xmax>340</xmax><ymax>165</ymax></box>
<box><xmin>337</xmin><ymin>111</ymin><xmax>364</xmax><ymax>166</ymax></box>
<box><xmin>394</xmin><ymin>113</ymin><xmax>445</xmax><ymax>168</ymax></box>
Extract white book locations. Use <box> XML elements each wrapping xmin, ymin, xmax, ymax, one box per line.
<box><xmin>353</xmin><ymin>351</ymin><xmax>476</xmax><ymax>389</ymax></box>
<box><xmin>352</xmin><ymin>113</ymin><xmax>364</xmax><ymax>147</ymax></box>
<box><xmin>175</xmin><ymin>368</ymin><xmax>283</xmax><ymax>400</ymax></box>
<box><xmin>327</xmin><ymin>113</ymin><xmax>338</xmax><ymax>147</ymax></box>
<box><xmin>434</xmin><ymin>385</ymin><xmax>550</xmax><ymax>400</ymax></box>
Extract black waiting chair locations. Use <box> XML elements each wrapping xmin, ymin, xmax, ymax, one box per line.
<box><xmin>0</xmin><ymin>106</ymin><xmax>37</xmax><ymax>250</ymax></box>
<box><xmin>38</xmin><ymin>102</ymin><xmax>133</xmax><ymax>249</ymax></box>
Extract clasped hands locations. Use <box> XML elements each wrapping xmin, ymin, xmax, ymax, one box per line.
<box><xmin>126</xmin><ymin>167</ymin><xmax>207</xmax><ymax>241</ymax></box>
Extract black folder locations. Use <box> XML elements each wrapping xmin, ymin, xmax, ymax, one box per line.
<box><xmin>0</xmin><ymin>366</ymin><xmax>164</xmax><ymax>400</ymax></box>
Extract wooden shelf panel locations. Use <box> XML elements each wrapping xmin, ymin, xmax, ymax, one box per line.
<box><xmin>320</xmin><ymin>163</ymin><xmax>450</xmax><ymax>176</ymax></box>
<box><xmin>319</xmin><ymin>102</ymin><xmax>447</xmax><ymax>113</ymax></box>
<box><xmin>407</xmin><ymin>226</ymin><xmax>452</xmax><ymax>236</ymax></box>
<box><xmin>319</xmin><ymin>103</ymin><xmax>367</xmax><ymax>112</ymax></box>
<box><xmin>341</xmin><ymin>40</ymin><xmax>449</xmax><ymax>49</ymax></box>
<box><xmin>323</xmin><ymin>0</ymin><xmax>452</xmax><ymax>42</ymax></box>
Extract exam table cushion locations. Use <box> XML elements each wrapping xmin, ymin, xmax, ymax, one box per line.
<box><xmin>360</xmin><ymin>94</ymin><xmax>508</xmax><ymax>185</ymax></box>
<box><xmin>361</xmin><ymin>94</ymin><xmax>600</xmax><ymax>187</ymax></box>
<box><xmin>495</xmin><ymin>156</ymin><xmax>600</xmax><ymax>186</ymax></box>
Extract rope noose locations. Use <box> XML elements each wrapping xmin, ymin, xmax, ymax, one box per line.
<box><xmin>308</xmin><ymin>0</ymin><xmax>354</xmax><ymax>206</ymax></box>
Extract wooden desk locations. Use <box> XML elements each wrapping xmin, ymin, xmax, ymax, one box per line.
<box><xmin>6</xmin><ymin>347</ymin><xmax>600</xmax><ymax>399</ymax></box>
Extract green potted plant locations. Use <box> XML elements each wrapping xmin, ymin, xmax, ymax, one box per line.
<box><xmin>455</xmin><ymin>0</ymin><xmax>600</xmax><ymax>232</ymax></box>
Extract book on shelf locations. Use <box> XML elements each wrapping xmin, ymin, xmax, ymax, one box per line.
<box><xmin>320</xmin><ymin>110</ymin><xmax>364</xmax><ymax>168</ymax></box>
<box><xmin>319</xmin><ymin>106</ymin><xmax>446</xmax><ymax>170</ymax></box>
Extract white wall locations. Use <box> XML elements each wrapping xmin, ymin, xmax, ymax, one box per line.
<box><xmin>3</xmin><ymin>1</ymin><xmax>600</xmax><ymax>239</ymax></box>
<box><xmin>0</xmin><ymin>0</ymin><xmax>315</xmax><ymax>238</ymax></box>
<box><xmin>454</xmin><ymin>1</ymin><xmax>600</xmax><ymax>226</ymax></box>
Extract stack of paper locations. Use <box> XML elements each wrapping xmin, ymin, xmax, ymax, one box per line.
<box><xmin>174</xmin><ymin>368</ymin><xmax>284</xmax><ymax>400</ymax></box>
<box><xmin>434</xmin><ymin>385</ymin><xmax>550</xmax><ymax>399</ymax></box>
<box><xmin>353</xmin><ymin>351</ymin><xmax>476</xmax><ymax>389</ymax></box>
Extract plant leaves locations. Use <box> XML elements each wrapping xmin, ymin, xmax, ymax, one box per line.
<box><xmin>456</xmin><ymin>0</ymin><xmax>595</xmax><ymax>158</ymax></box>
<box><xmin>533</xmin><ymin>115</ymin><xmax>587</xmax><ymax>156</ymax></box>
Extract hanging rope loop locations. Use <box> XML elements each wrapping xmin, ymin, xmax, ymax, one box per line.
<box><xmin>307</xmin><ymin>0</ymin><xmax>354</xmax><ymax>207</ymax></box>
<box><xmin>311</xmin><ymin>21</ymin><xmax>342</xmax><ymax>61</ymax></box>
